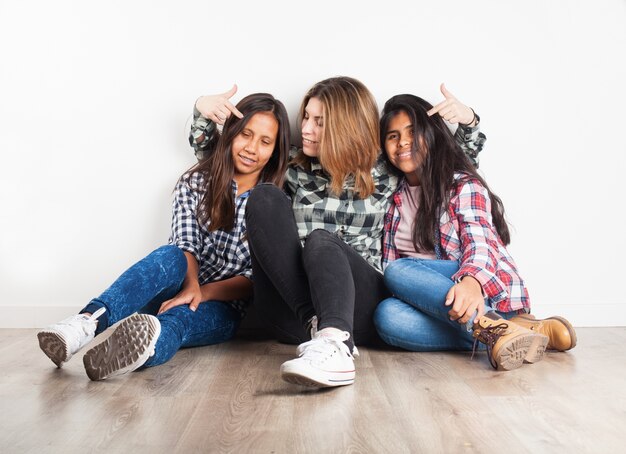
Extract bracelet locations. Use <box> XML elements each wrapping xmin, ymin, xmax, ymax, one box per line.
<box><xmin>461</xmin><ymin>108</ymin><xmax>477</xmax><ymax>127</ymax></box>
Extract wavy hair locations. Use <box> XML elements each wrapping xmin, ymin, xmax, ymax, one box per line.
<box><xmin>293</xmin><ymin>76</ymin><xmax>379</xmax><ymax>198</ymax></box>
<box><xmin>380</xmin><ymin>94</ymin><xmax>510</xmax><ymax>251</ymax></box>
<box><xmin>188</xmin><ymin>93</ymin><xmax>290</xmax><ymax>231</ymax></box>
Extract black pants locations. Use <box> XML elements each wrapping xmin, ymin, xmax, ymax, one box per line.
<box><xmin>245</xmin><ymin>184</ymin><xmax>389</xmax><ymax>346</ymax></box>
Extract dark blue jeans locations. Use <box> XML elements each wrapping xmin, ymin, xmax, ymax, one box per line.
<box><xmin>81</xmin><ymin>245</ymin><xmax>241</xmax><ymax>367</ymax></box>
<box><xmin>374</xmin><ymin>258</ymin><xmax>516</xmax><ymax>352</ymax></box>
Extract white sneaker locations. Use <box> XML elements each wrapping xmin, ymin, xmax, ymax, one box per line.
<box><xmin>296</xmin><ymin>323</ymin><xmax>359</xmax><ymax>357</ymax></box>
<box><xmin>37</xmin><ymin>307</ymin><xmax>106</xmax><ymax>368</ymax></box>
<box><xmin>82</xmin><ymin>313</ymin><xmax>161</xmax><ymax>381</ymax></box>
<box><xmin>281</xmin><ymin>328</ymin><xmax>356</xmax><ymax>388</ymax></box>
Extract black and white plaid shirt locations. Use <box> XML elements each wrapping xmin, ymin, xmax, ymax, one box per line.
<box><xmin>169</xmin><ymin>172</ymin><xmax>252</xmax><ymax>314</ymax></box>
<box><xmin>286</xmin><ymin>148</ymin><xmax>399</xmax><ymax>272</ymax></box>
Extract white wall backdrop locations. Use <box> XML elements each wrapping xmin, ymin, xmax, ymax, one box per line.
<box><xmin>1</xmin><ymin>0</ymin><xmax>625</xmax><ymax>327</ymax></box>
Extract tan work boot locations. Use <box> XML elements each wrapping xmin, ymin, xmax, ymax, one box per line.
<box><xmin>473</xmin><ymin>312</ymin><xmax>548</xmax><ymax>371</ymax></box>
<box><xmin>510</xmin><ymin>314</ymin><xmax>577</xmax><ymax>351</ymax></box>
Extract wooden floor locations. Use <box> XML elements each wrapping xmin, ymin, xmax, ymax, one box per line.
<box><xmin>1</xmin><ymin>327</ymin><xmax>624</xmax><ymax>453</ymax></box>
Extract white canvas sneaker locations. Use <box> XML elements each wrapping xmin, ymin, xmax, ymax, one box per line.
<box><xmin>82</xmin><ymin>313</ymin><xmax>161</xmax><ymax>381</ymax></box>
<box><xmin>281</xmin><ymin>328</ymin><xmax>356</xmax><ymax>388</ymax></box>
<box><xmin>37</xmin><ymin>307</ymin><xmax>106</xmax><ymax>368</ymax></box>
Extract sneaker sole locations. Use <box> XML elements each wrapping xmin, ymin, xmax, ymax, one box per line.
<box><xmin>37</xmin><ymin>331</ymin><xmax>70</xmax><ymax>368</ymax></box>
<box><xmin>83</xmin><ymin>314</ymin><xmax>160</xmax><ymax>381</ymax></box>
<box><xmin>515</xmin><ymin>314</ymin><xmax>577</xmax><ymax>351</ymax></box>
<box><xmin>493</xmin><ymin>332</ymin><xmax>547</xmax><ymax>371</ymax></box>
<box><xmin>280</xmin><ymin>363</ymin><xmax>355</xmax><ymax>388</ymax></box>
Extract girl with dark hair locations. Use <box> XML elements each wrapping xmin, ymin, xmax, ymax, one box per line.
<box><xmin>197</xmin><ymin>79</ymin><xmax>485</xmax><ymax>388</ymax></box>
<box><xmin>37</xmin><ymin>91</ymin><xmax>291</xmax><ymax>380</ymax></box>
<box><xmin>374</xmin><ymin>92</ymin><xmax>576</xmax><ymax>371</ymax></box>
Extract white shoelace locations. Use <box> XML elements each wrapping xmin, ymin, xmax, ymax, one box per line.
<box><xmin>297</xmin><ymin>328</ymin><xmax>360</xmax><ymax>358</ymax></box>
<box><xmin>63</xmin><ymin>307</ymin><xmax>106</xmax><ymax>334</ymax></box>
<box><xmin>299</xmin><ymin>336</ymin><xmax>353</xmax><ymax>363</ymax></box>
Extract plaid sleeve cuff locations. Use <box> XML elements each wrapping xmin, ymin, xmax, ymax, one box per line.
<box><xmin>171</xmin><ymin>241</ymin><xmax>201</xmax><ymax>264</ymax></box>
<box><xmin>453</xmin><ymin>264</ymin><xmax>508</xmax><ymax>303</ymax></box>
<box><xmin>239</xmin><ymin>268</ymin><xmax>253</xmax><ymax>281</ymax></box>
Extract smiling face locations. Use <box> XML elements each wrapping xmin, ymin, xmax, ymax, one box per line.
<box><xmin>301</xmin><ymin>97</ymin><xmax>323</xmax><ymax>157</ymax></box>
<box><xmin>384</xmin><ymin>110</ymin><xmax>426</xmax><ymax>185</ymax></box>
<box><xmin>231</xmin><ymin>112</ymin><xmax>279</xmax><ymax>183</ymax></box>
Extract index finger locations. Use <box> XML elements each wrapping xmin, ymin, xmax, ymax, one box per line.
<box><xmin>444</xmin><ymin>285</ymin><xmax>455</xmax><ymax>306</ymax></box>
<box><xmin>158</xmin><ymin>298</ymin><xmax>174</xmax><ymax>315</ymax></box>
<box><xmin>158</xmin><ymin>295</ymin><xmax>186</xmax><ymax>314</ymax></box>
<box><xmin>427</xmin><ymin>99</ymin><xmax>451</xmax><ymax>117</ymax></box>
<box><xmin>225</xmin><ymin>100</ymin><xmax>244</xmax><ymax>119</ymax></box>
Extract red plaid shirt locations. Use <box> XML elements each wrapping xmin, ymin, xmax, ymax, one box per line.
<box><xmin>382</xmin><ymin>174</ymin><xmax>530</xmax><ymax>313</ymax></box>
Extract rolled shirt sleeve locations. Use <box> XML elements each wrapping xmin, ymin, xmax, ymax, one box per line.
<box><xmin>169</xmin><ymin>175</ymin><xmax>203</xmax><ymax>263</ymax></box>
<box><xmin>450</xmin><ymin>178</ymin><xmax>509</xmax><ymax>303</ymax></box>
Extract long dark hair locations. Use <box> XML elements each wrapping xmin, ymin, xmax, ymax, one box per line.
<box><xmin>380</xmin><ymin>94</ymin><xmax>510</xmax><ymax>251</ymax></box>
<box><xmin>187</xmin><ymin>93</ymin><xmax>290</xmax><ymax>231</ymax></box>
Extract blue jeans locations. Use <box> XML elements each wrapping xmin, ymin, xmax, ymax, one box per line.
<box><xmin>81</xmin><ymin>245</ymin><xmax>242</xmax><ymax>367</ymax></box>
<box><xmin>374</xmin><ymin>258</ymin><xmax>514</xmax><ymax>352</ymax></box>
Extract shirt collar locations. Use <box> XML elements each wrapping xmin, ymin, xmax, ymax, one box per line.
<box><xmin>231</xmin><ymin>180</ymin><xmax>251</xmax><ymax>199</ymax></box>
<box><xmin>310</xmin><ymin>158</ymin><xmax>323</xmax><ymax>172</ymax></box>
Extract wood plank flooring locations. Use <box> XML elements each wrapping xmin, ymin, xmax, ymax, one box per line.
<box><xmin>0</xmin><ymin>327</ymin><xmax>624</xmax><ymax>453</ymax></box>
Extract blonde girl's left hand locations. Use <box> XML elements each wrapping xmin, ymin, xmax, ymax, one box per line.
<box><xmin>158</xmin><ymin>284</ymin><xmax>203</xmax><ymax>314</ymax></box>
<box><xmin>445</xmin><ymin>276</ymin><xmax>486</xmax><ymax>324</ymax></box>
<box><xmin>427</xmin><ymin>83</ymin><xmax>476</xmax><ymax>126</ymax></box>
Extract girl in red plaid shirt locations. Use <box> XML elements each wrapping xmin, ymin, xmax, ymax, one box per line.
<box><xmin>374</xmin><ymin>90</ymin><xmax>576</xmax><ymax>371</ymax></box>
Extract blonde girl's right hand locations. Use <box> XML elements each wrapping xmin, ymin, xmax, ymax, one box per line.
<box><xmin>195</xmin><ymin>84</ymin><xmax>244</xmax><ymax>125</ymax></box>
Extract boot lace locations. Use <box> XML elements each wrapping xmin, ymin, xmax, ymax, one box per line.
<box><xmin>472</xmin><ymin>322</ymin><xmax>510</xmax><ymax>370</ymax></box>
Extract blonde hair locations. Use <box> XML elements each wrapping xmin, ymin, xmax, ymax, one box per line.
<box><xmin>295</xmin><ymin>76</ymin><xmax>379</xmax><ymax>198</ymax></box>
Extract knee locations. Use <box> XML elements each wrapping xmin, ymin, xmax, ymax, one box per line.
<box><xmin>302</xmin><ymin>229</ymin><xmax>340</xmax><ymax>263</ymax></box>
<box><xmin>152</xmin><ymin>244</ymin><xmax>183</xmax><ymax>259</ymax></box>
<box><xmin>148</xmin><ymin>245</ymin><xmax>187</xmax><ymax>277</ymax></box>
<box><xmin>373</xmin><ymin>298</ymin><xmax>418</xmax><ymax>346</ymax></box>
<box><xmin>246</xmin><ymin>184</ymin><xmax>287</xmax><ymax>220</ymax></box>
<box><xmin>373</xmin><ymin>298</ymin><xmax>403</xmax><ymax>335</ymax></box>
<box><xmin>304</xmin><ymin>229</ymin><xmax>336</xmax><ymax>250</ymax></box>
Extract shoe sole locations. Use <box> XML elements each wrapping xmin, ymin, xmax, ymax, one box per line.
<box><xmin>515</xmin><ymin>314</ymin><xmax>577</xmax><ymax>351</ymax></box>
<box><xmin>523</xmin><ymin>333</ymin><xmax>549</xmax><ymax>363</ymax></box>
<box><xmin>83</xmin><ymin>314</ymin><xmax>160</xmax><ymax>381</ymax></box>
<box><xmin>37</xmin><ymin>331</ymin><xmax>70</xmax><ymax>368</ymax></box>
<box><xmin>493</xmin><ymin>332</ymin><xmax>548</xmax><ymax>371</ymax></box>
<box><xmin>280</xmin><ymin>363</ymin><xmax>355</xmax><ymax>388</ymax></box>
